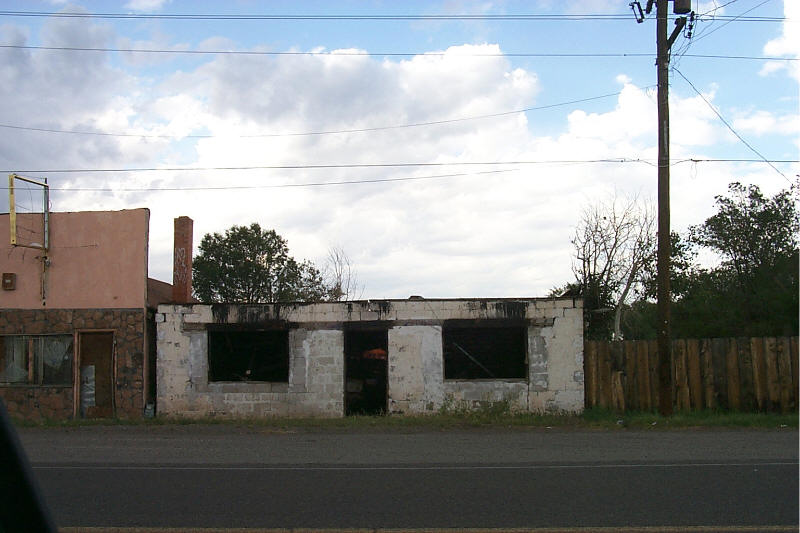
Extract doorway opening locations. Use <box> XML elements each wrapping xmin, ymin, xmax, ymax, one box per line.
<box><xmin>344</xmin><ymin>329</ymin><xmax>388</xmax><ymax>416</ymax></box>
<box><xmin>78</xmin><ymin>332</ymin><xmax>114</xmax><ymax>418</ymax></box>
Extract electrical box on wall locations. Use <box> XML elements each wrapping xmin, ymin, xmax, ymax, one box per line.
<box><xmin>2</xmin><ymin>273</ymin><xmax>16</xmax><ymax>290</ymax></box>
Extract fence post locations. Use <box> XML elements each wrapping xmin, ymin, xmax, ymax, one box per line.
<box><xmin>585</xmin><ymin>341</ymin><xmax>597</xmax><ymax>409</ymax></box>
<box><xmin>624</xmin><ymin>341</ymin><xmax>638</xmax><ymax>411</ymax></box>
<box><xmin>765</xmin><ymin>337</ymin><xmax>781</xmax><ymax>412</ymax></box>
<box><xmin>637</xmin><ymin>341</ymin><xmax>651</xmax><ymax>411</ymax></box>
<box><xmin>701</xmin><ymin>339</ymin><xmax>715</xmax><ymax>410</ymax></box>
<box><xmin>673</xmin><ymin>339</ymin><xmax>690</xmax><ymax>411</ymax></box>
<box><xmin>737</xmin><ymin>338</ymin><xmax>755</xmax><ymax>412</ymax></box>
<box><xmin>648</xmin><ymin>339</ymin><xmax>659</xmax><ymax>410</ymax></box>
<box><xmin>726</xmin><ymin>338</ymin><xmax>742</xmax><ymax>410</ymax></box>
<box><xmin>751</xmin><ymin>337</ymin><xmax>767</xmax><ymax>411</ymax></box>
<box><xmin>711</xmin><ymin>338</ymin><xmax>728</xmax><ymax>410</ymax></box>
<box><xmin>777</xmin><ymin>337</ymin><xmax>794</xmax><ymax>413</ymax></box>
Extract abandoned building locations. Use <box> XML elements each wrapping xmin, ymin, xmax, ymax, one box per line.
<box><xmin>156</xmin><ymin>298</ymin><xmax>584</xmax><ymax>417</ymax></box>
<box><xmin>0</xmin><ymin>203</ymin><xmax>193</xmax><ymax>420</ymax></box>
<box><xmin>2</xmin><ymin>188</ymin><xmax>584</xmax><ymax>420</ymax></box>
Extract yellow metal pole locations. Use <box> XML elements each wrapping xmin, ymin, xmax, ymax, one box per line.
<box><xmin>8</xmin><ymin>174</ymin><xmax>17</xmax><ymax>245</ymax></box>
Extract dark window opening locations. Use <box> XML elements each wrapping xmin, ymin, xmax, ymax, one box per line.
<box><xmin>443</xmin><ymin>326</ymin><xmax>527</xmax><ymax>380</ymax></box>
<box><xmin>345</xmin><ymin>329</ymin><xmax>388</xmax><ymax>415</ymax></box>
<box><xmin>208</xmin><ymin>330</ymin><xmax>289</xmax><ymax>382</ymax></box>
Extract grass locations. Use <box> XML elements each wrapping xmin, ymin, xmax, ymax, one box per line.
<box><xmin>12</xmin><ymin>406</ymin><xmax>798</xmax><ymax>431</ymax></box>
<box><xmin>579</xmin><ymin>407</ymin><xmax>798</xmax><ymax>429</ymax></box>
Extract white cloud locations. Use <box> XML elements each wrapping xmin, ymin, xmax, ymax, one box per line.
<box><xmin>536</xmin><ymin>0</ymin><xmax>619</xmax><ymax>15</ymax></box>
<box><xmin>732</xmin><ymin>110</ymin><xmax>800</xmax><ymax>136</ymax></box>
<box><xmin>138</xmin><ymin>70</ymin><xmax>756</xmax><ymax>295</ymax></box>
<box><xmin>761</xmin><ymin>1</ymin><xmax>800</xmax><ymax>82</ymax></box>
<box><xmin>116</xmin><ymin>33</ymin><xmax>191</xmax><ymax>66</ymax></box>
<box><xmin>0</xmin><ymin>16</ymin><xmax>138</xmax><ymax>178</ymax></box>
<box><xmin>1</xmin><ymin>11</ymin><xmax>792</xmax><ymax>299</ymax></box>
<box><xmin>124</xmin><ymin>0</ymin><xmax>170</xmax><ymax>12</ymax></box>
<box><xmin>696</xmin><ymin>2</ymin><xmax>724</xmax><ymax>16</ymax></box>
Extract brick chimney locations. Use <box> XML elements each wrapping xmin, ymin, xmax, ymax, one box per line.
<box><xmin>172</xmin><ymin>216</ymin><xmax>193</xmax><ymax>303</ymax></box>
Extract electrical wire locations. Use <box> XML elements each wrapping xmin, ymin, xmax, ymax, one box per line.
<box><xmin>673</xmin><ymin>68</ymin><xmax>791</xmax><ymax>184</ymax></box>
<box><xmin>0</xmin><ymin>44</ymin><xmax>794</xmax><ymax>62</ymax></box>
<box><xmin>4</xmin><ymin>158</ymin><xmax>795</xmax><ymax>176</ymax></box>
<box><xmin>25</xmin><ymin>169</ymin><xmax>522</xmax><ymax>192</ymax></box>
<box><xmin>691</xmin><ymin>0</ymin><xmax>776</xmax><ymax>44</ymax></box>
<box><xmin>697</xmin><ymin>0</ymin><xmax>743</xmax><ymax>18</ymax></box>
<box><xmin>0</xmin><ymin>160</ymin><xmax>633</xmax><ymax>174</ymax></box>
<box><xmin>0</xmin><ymin>10</ymin><xmax>784</xmax><ymax>21</ymax></box>
<box><xmin>3</xmin><ymin>159</ymin><xmax>794</xmax><ymax>197</ymax></box>
<box><xmin>1</xmin><ymin>44</ymin><xmax>655</xmax><ymax>57</ymax></box>
<box><xmin>0</xmin><ymin>90</ymin><xmax>642</xmax><ymax>140</ymax></box>
<box><xmin>0</xmin><ymin>159</ymin><xmax>659</xmax><ymax>174</ymax></box>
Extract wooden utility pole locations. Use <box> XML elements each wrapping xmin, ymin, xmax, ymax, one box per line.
<box><xmin>630</xmin><ymin>0</ymin><xmax>691</xmax><ymax>415</ymax></box>
<box><xmin>656</xmin><ymin>0</ymin><xmax>674</xmax><ymax>416</ymax></box>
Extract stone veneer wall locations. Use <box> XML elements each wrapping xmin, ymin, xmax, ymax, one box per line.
<box><xmin>0</xmin><ymin>309</ymin><xmax>147</xmax><ymax>420</ymax></box>
<box><xmin>157</xmin><ymin>299</ymin><xmax>584</xmax><ymax>418</ymax></box>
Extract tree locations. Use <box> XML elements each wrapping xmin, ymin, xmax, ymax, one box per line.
<box><xmin>323</xmin><ymin>246</ymin><xmax>363</xmax><ymax>301</ymax></box>
<box><xmin>192</xmin><ymin>223</ymin><xmax>330</xmax><ymax>303</ymax></box>
<box><xmin>677</xmin><ymin>182</ymin><xmax>799</xmax><ymax>337</ymax></box>
<box><xmin>690</xmin><ymin>182</ymin><xmax>798</xmax><ymax>282</ymax></box>
<box><xmin>571</xmin><ymin>194</ymin><xmax>655</xmax><ymax>340</ymax></box>
<box><xmin>620</xmin><ymin>181</ymin><xmax>799</xmax><ymax>339</ymax></box>
<box><xmin>640</xmin><ymin>230</ymin><xmax>698</xmax><ymax>300</ymax></box>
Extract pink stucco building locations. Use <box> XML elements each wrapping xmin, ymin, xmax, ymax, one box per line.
<box><xmin>0</xmin><ymin>208</ymin><xmax>185</xmax><ymax>420</ymax></box>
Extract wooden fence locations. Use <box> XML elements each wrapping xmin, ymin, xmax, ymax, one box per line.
<box><xmin>584</xmin><ymin>337</ymin><xmax>798</xmax><ymax>412</ymax></box>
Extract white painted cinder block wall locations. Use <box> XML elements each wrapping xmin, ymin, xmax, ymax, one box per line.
<box><xmin>156</xmin><ymin>299</ymin><xmax>583</xmax><ymax>418</ymax></box>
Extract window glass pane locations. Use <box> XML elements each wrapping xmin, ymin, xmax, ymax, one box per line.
<box><xmin>39</xmin><ymin>335</ymin><xmax>73</xmax><ymax>385</ymax></box>
<box><xmin>0</xmin><ymin>336</ymin><xmax>28</xmax><ymax>383</ymax></box>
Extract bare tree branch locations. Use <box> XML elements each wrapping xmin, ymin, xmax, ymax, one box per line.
<box><xmin>323</xmin><ymin>246</ymin><xmax>364</xmax><ymax>301</ymax></box>
<box><xmin>572</xmin><ymin>192</ymin><xmax>655</xmax><ymax>340</ymax></box>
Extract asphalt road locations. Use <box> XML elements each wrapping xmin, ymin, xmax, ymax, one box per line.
<box><xmin>17</xmin><ymin>425</ymin><xmax>799</xmax><ymax>530</ymax></box>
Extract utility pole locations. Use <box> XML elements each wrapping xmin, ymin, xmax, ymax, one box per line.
<box><xmin>655</xmin><ymin>0</ymin><xmax>673</xmax><ymax>417</ymax></box>
<box><xmin>630</xmin><ymin>0</ymin><xmax>692</xmax><ymax>416</ymax></box>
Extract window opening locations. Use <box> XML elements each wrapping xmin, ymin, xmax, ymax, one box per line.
<box><xmin>0</xmin><ymin>335</ymin><xmax>73</xmax><ymax>385</ymax></box>
<box><xmin>443</xmin><ymin>325</ymin><xmax>527</xmax><ymax>380</ymax></box>
<box><xmin>208</xmin><ymin>330</ymin><xmax>289</xmax><ymax>382</ymax></box>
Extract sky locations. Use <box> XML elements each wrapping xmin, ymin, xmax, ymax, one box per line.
<box><xmin>0</xmin><ymin>0</ymin><xmax>797</xmax><ymax>299</ymax></box>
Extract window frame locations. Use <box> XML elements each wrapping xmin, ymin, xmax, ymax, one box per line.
<box><xmin>0</xmin><ymin>334</ymin><xmax>74</xmax><ymax>387</ymax></box>
<box><xmin>441</xmin><ymin>320</ymin><xmax>529</xmax><ymax>381</ymax></box>
<box><xmin>206</xmin><ymin>327</ymin><xmax>291</xmax><ymax>383</ymax></box>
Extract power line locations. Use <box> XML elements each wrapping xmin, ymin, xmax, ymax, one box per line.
<box><xmin>691</xmin><ymin>0</ymin><xmax>776</xmax><ymax>44</ymax></box>
<box><xmin>697</xmin><ymin>0</ymin><xmax>741</xmax><ymax>17</ymax></box>
<box><xmin>20</xmin><ymin>169</ymin><xmax>522</xmax><ymax>192</ymax></box>
<box><xmin>0</xmin><ymin>11</ymin><xmax>632</xmax><ymax>20</ymax></box>
<box><xmin>673</xmin><ymin>68</ymin><xmax>791</xmax><ymax>184</ymax></box>
<box><xmin>674</xmin><ymin>158</ymin><xmax>798</xmax><ymax>165</ymax></box>
<box><xmin>3</xmin><ymin>158</ymin><xmax>793</xmax><ymax>194</ymax></box>
<box><xmin>1</xmin><ymin>44</ymin><xmax>649</xmax><ymax>57</ymax></box>
<box><xmin>1</xmin><ymin>44</ymin><xmax>794</xmax><ymax>62</ymax></box>
<box><xmin>0</xmin><ymin>90</ymin><xmax>641</xmax><ymax>139</ymax></box>
<box><xmin>0</xmin><ymin>10</ymin><xmax>784</xmax><ymax>21</ymax></box>
<box><xmin>3</xmin><ymin>160</ymin><xmax>649</xmax><ymax>173</ymax></box>
<box><xmin>4</xmin><ymin>158</ymin><xmax>795</xmax><ymax>175</ymax></box>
